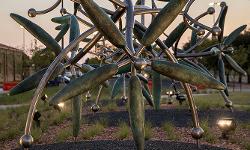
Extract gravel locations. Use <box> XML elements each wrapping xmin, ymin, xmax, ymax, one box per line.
<box><xmin>24</xmin><ymin>140</ymin><xmax>230</xmax><ymax>150</ymax></box>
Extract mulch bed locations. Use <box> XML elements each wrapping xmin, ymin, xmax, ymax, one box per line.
<box><xmin>3</xmin><ymin>108</ymin><xmax>250</xmax><ymax>150</ymax></box>
<box><xmin>18</xmin><ymin>140</ymin><xmax>230</xmax><ymax>150</ymax></box>
<box><xmin>83</xmin><ymin>108</ymin><xmax>250</xmax><ymax>127</ymax></box>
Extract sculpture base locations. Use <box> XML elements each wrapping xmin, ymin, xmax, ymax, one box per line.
<box><xmin>23</xmin><ymin>140</ymin><xmax>229</xmax><ymax>150</ymax></box>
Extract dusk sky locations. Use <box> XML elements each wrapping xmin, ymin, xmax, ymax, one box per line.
<box><xmin>0</xmin><ymin>0</ymin><xmax>249</xmax><ymax>51</ymax></box>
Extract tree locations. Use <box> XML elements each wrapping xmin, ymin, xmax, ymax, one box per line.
<box><xmin>31</xmin><ymin>49</ymin><xmax>56</xmax><ymax>71</ymax></box>
<box><xmin>232</xmin><ymin>30</ymin><xmax>250</xmax><ymax>83</ymax></box>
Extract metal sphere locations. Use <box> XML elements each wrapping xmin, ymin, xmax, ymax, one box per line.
<box><xmin>225</xmin><ymin>101</ymin><xmax>233</xmax><ymax>108</ymax></box>
<box><xmin>28</xmin><ymin>8</ymin><xmax>37</xmax><ymax>18</ymax></box>
<box><xmin>191</xmin><ymin>127</ymin><xmax>204</xmax><ymax>139</ymax></box>
<box><xmin>168</xmin><ymin>99</ymin><xmax>173</xmax><ymax>105</ymax></box>
<box><xmin>212</xmin><ymin>26</ymin><xmax>222</xmax><ymax>36</ymax></box>
<box><xmin>86</xmin><ymin>92</ymin><xmax>91</xmax><ymax>99</ymax></box>
<box><xmin>210</xmin><ymin>47</ymin><xmax>221</xmax><ymax>55</ymax></box>
<box><xmin>176</xmin><ymin>94</ymin><xmax>186</xmax><ymax>102</ymax></box>
<box><xmin>121</xmin><ymin>96</ymin><xmax>128</xmax><ymax>103</ymax></box>
<box><xmin>226</xmin><ymin>47</ymin><xmax>235</xmax><ymax>53</ymax></box>
<box><xmin>20</xmin><ymin>134</ymin><xmax>34</xmax><ymax>148</ymax></box>
<box><xmin>220</xmin><ymin>2</ymin><xmax>227</xmax><ymax>7</ymax></box>
<box><xmin>196</xmin><ymin>27</ymin><xmax>205</xmax><ymax>36</ymax></box>
<box><xmin>134</xmin><ymin>58</ymin><xmax>148</xmax><ymax>70</ymax></box>
<box><xmin>207</xmin><ymin>7</ymin><xmax>215</xmax><ymax>15</ymax></box>
<box><xmin>91</xmin><ymin>104</ymin><xmax>100</xmax><ymax>113</ymax></box>
<box><xmin>60</xmin><ymin>8</ymin><xmax>67</xmax><ymax>15</ymax></box>
<box><xmin>41</xmin><ymin>94</ymin><xmax>48</xmax><ymax>101</ymax></box>
<box><xmin>99</xmin><ymin>54</ymin><xmax>106</xmax><ymax>60</ymax></box>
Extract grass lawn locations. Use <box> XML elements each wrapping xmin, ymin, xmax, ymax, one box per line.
<box><xmin>0</xmin><ymin>86</ymin><xmax>71</xmax><ymax>141</ymax></box>
<box><xmin>0</xmin><ymin>86</ymin><xmax>60</xmax><ymax>105</ymax></box>
<box><xmin>0</xmin><ymin>85</ymin><xmax>113</xmax><ymax>142</ymax></box>
<box><xmin>187</xmin><ymin>91</ymin><xmax>250</xmax><ymax>111</ymax></box>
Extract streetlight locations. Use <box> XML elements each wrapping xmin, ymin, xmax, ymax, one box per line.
<box><xmin>20</xmin><ymin>25</ymin><xmax>25</xmax><ymax>51</ymax></box>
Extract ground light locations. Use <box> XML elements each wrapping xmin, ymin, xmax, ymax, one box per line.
<box><xmin>58</xmin><ymin>102</ymin><xmax>65</xmax><ymax>109</ymax></box>
<box><xmin>166</xmin><ymin>91</ymin><xmax>174</xmax><ymax>104</ymax></box>
<box><xmin>217</xmin><ymin>118</ymin><xmax>237</xmax><ymax>139</ymax></box>
<box><xmin>85</xmin><ymin>91</ymin><xmax>91</xmax><ymax>101</ymax></box>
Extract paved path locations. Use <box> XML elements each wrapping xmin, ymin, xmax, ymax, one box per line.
<box><xmin>0</xmin><ymin>104</ymin><xmax>29</xmax><ymax>110</ymax></box>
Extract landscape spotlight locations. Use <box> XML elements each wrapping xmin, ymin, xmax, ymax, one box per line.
<box><xmin>58</xmin><ymin>102</ymin><xmax>65</xmax><ymax>109</ymax></box>
<box><xmin>217</xmin><ymin>118</ymin><xmax>236</xmax><ymax>139</ymax></box>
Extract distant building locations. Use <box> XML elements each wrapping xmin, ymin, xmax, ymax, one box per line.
<box><xmin>0</xmin><ymin>43</ymin><xmax>27</xmax><ymax>86</ymax></box>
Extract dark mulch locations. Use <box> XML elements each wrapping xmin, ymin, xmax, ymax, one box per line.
<box><xmin>84</xmin><ymin>108</ymin><xmax>250</xmax><ymax>127</ymax></box>
<box><xmin>22</xmin><ymin>140</ymin><xmax>230</xmax><ymax>150</ymax></box>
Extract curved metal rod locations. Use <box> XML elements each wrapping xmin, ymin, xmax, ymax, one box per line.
<box><xmin>183</xmin><ymin>0</ymin><xmax>212</xmax><ymax>32</ymax></box>
<box><xmin>95</xmin><ymin>85</ymin><xmax>104</xmax><ymax>104</ymax></box>
<box><xmin>71</xmin><ymin>0</ymin><xmax>126</xmax><ymax>8</ymax></box>
<box><xmin>35</xmin><ymin>0</ymin><xmax>61</xmax><ymax>15</ymax></box>
<box><xmin>220</xmin><ymin>91</ymin><xmax>233</xmax><ymax>112</ymax></box>
<box><xmin>24</xmin><ymin>27</ymin><xmax>96</xmax><ymax>135</ymax></box>
<box><xmin>184</xmin><ymin>13</ymin><xmax>213</xmax><ymax>32</ymax></box>
<box><xmin>176</xmin><ymin>50</ymin><xmax>215</xmax><ymax>58</ymax></box>
<box><xmin>39</xmin><ymin>0</ymin><xmax>61</xmax><ymax>14</ymax></box>
<box><xmin>123</xmin><ymin>74</ymin><xmax>126</xmax><ymax>97</ymax></box>
<box><xmin>183</xmin><ymin>11</ymin><xmax>208</xmax><ymax>32</ymax></box>
<box><xmin>112</xmin><ymin>2</ymin><xmax>123</xmax><ymax>31</ymax></box>
<box><xmin>183</xmin><ymin>6</ymin><xmax>225</xmax><ymax>54</ymax></box>
<box><xmin>117</xmin><ymin>59</ymin><xmax>131</xmax><ymax>68</ymax></box>
<box><xmin>184</xmin><ymin>33</ymin><xmax>211</xmax><ymax>54</ymax></box>
<box><xmin>108</xmin><ymin>0</ymin><xmax>126</xmax><ymax>8</ymax></box>
<box><xmin>77</xmin><ymin>6</ymin><xmax>88</xmax><ymax>17</ymax></box>
<box><xmin>134</xmin><ymin>9</ymin><xmax>161</xmax><ymax>15</ymax></box>
<box><xmin>135</xmin><ymin>45</ymin><xmax>146</xmax><ymax>57</ymax></box>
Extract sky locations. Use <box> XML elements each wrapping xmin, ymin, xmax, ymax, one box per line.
<box><xmin>0</xmin><ymin>0</ymin><xmax>250</xmax><ymax>52</ymax></box>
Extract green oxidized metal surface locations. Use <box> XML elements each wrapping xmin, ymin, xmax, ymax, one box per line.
<box><xmin>128</xmin><ymin>76</ymin><xmax>145</xmax><ymax>150</ymax></box>
<box><xmin>152</xmin><ymin>60</ymin><xmax>225</xmax><ymax>90</ymax></box>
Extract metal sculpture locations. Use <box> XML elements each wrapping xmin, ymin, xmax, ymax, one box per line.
<box><xmin>9</xmin><ymin>0</ymin><xmax>247</xmax><ymax>149</ymax></box>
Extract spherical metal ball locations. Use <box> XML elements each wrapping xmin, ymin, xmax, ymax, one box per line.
<box><xmin>210</xmin><ymin>47</ymin><xmax>221</xmax><ymax>55</ymax></box>
<box><xmin>207</xmin><ymin>7</ymin><xmax>215</xmax><ymax>15</ymax></box>
<box><xmin>99</xmin><ymin>54</ymin><xmax>107</xmax><ymax>60</ymax></box>
<box><xmin>220</xmin><ymin>2</ymin><xmax>227</xmax><ymax>7</ymax></box>
<box><xmin>28</xmin><ymin>8</ymin><xmax>37</xmax><ymax>18</ymax></box>
<box><xmin>196</xmin><ymin>27</ymin><xmax>205</xmax><ymax>36</ymax></box>
<box><xmin>134</xmin><ymin>58</ymin><xmax>148</xmax><ymax>70</ymax></box>
<box><xmin>212</xmin><ymin>26</ymin><xmax>222</xmax><ymax>36</ymax></box>
<box><xmin>91</xmin><ymin>104</ymin><xmax>100</xmax><ymax>113</ymax></box>
<box><xmin>121</xmin><ymin>96</ymin><xmax>128</xmax><ymax>103</ymax></box>
<box><xmin>41</xmin><ymin>94</ymin><xmax>48</xmax><ymax>101</ymax></box>
<box><xmin>225</xmin><ymin>101</ymin><xmax>233</xmax><ymax>108</ymax></box>
<box><xmin>226</xmin><ymin>47</ymin><xmax>234</xmax><ymax>53</ymax></box>
<box><xmin>20</xmin><ymin>134</ymin><xmax>34</xmax><ymax>148</ymax></box>
<box><xmin>191</xmin><ymin>127</ymin><xmax>204</xmax><ymax>139</ymax></box>
<box><xmin>176</xmin><ymin>94</ymin><xmax>186</xmax><ymax>101</ymax></box>
<box><xmin>60</xmin><ymin>8</ymin><xmax>67</xmax><ymax>15</ymax></box>
<box><xmin>86</xmin><ymin>92</ymin><xmax>91</xmax><ymax>99</ymax></box>
<box><xmin>168</xmin><ymin>99</ymin><xmax>173</xmax><ymax>105</ymax></box>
